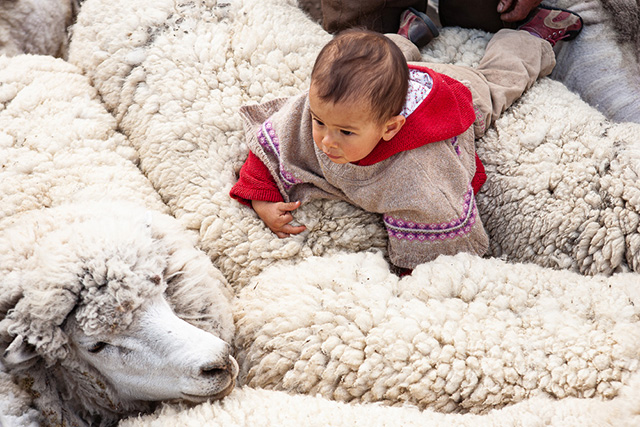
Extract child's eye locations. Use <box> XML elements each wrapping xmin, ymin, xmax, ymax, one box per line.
<box><xmin>340</xmin><ymin>130</ymin><xmax>353</xmax><ymax>136</ymax></box>
<box><xmin>313</xmin><ymin>118</ymin><xmax>324</xmax><ymax>126</ymax></box>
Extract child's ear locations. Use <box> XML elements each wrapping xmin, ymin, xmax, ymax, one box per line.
<box><xmin>381</xmin><ymin>115</ymin><xmax>406</xmax><ymax>141</ymax></box>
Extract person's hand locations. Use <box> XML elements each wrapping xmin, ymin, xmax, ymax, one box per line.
<box><xmin>497</xmin><ymin>0</ymin><xmax>541</xmax><ymax>22</ymax></box>
<box><xmin>252</xmin><ymin>200</ymin><xmax>307</xmax><ymax>238</ymax></box>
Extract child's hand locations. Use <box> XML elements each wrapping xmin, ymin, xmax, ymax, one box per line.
<box><xmin>252</xmin><ymin>200</ymin><xmax>307</xmax><ymax>238</ymax></box>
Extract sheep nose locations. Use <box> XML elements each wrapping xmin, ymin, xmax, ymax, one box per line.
<box><xmin>199</xmin><ymin>345</ymin><xmax>237</xmax><ymax>378</ymax></box>
<box><xmin>200</xmin><ymin>359</ymin><xmax>233</xmax><ymax>378</ymax></box>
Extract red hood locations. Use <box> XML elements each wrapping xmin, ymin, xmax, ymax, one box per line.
<box><xmin>356</xmin><ymin>65</ymin><xmax>476</xmax><ymax>166</ymax></box>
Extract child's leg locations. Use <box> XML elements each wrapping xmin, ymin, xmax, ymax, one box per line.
<box><xmin>387</xmin><ymin>28</ymin><xmax>554</xmax><ymax>135</ymax></box>
<box><xmin>476</xmin><ymin>28</ymin><xmax>556</xmax><ymax>123</ymax></box>
<box><xmin>385</xmin><ymin>33</ymin><xmax>422</xmax><ymax>62</ymax></box>
<box><xmin>387</xmin><ymin>28</ymin><xmax>554</xmax><ymax>131</ymax></box>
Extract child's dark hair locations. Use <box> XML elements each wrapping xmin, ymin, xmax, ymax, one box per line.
<box><xmin>310</xmin><ymin>29</ymin><xmax>409</xmax><ymax>124</ymax></box>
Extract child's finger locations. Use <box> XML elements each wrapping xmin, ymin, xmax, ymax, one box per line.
<box><xmin>281</xmin><ymin>223</ymin><xmax>306</xmax><ymax>235</ymax></box>
<box><xmin>278</xmin><ymin>200</ymin><xmax>302</xmax><ymax>212</ymax></box>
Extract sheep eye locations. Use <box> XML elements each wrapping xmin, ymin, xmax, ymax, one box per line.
<box><xmin>88</xmin><ymin>342</ymin><xmax>108</xmax><ymax>353</ymax></box>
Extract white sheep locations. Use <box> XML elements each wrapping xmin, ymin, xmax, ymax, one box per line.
<box><xmin>66</xmin><ymin>0</ymin><xmax>640</xmax><ymax>423</ymax></box>
<box><xmin>69</xmin><ymin>0</ymin><xmax>640</xmax><ymax>276</ymax></box>
<box><xmin>68</xmin><ymin>0</ymin><xmax>387</xmax><ymax>289</ymax></box>
<box><xmin>234</xmin><ymin>251</ymin><xmax>640</xmax><ymax>413</ymax></box>
<box><xmin>0</xmin><ymin>0</ymin><xmax>78</xmax><ymax>58</ymax></box>
<box><xmin>0</xmin><ymin>54</ymin><xmax>238</xmax><ymax>425</ymax></box>
<box><xmin>475</xmin><ymin>78</ymin><xmax>640</xmax><ymax>275</ymax></box>
<box><xmin>416</xmin><ymin>26</ymin><xmax>640</xmax><ymax>275</ymax></box>
<box><xmin>119</xmin><ymin>378</ymin><xmax>640</xmax><ymax>426</ymax></box>
<box><xmin>1</xmin><ymin>202</ymin><xmax>238</xmax><ymax>426</ymax></box>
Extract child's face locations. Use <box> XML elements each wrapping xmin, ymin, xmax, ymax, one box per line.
<box><xmin>309</xmin><ymin>86</ymin><xmax>401</xmax><ymax>164</ymax></box>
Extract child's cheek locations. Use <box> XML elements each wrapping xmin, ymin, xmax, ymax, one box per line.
<box><xmin>311</xmin><ymin>129</ymin><xmax>321</xmax><ymax>149</ymax></box>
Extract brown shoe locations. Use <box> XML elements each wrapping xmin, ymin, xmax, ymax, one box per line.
<box><xmin>517</xmin><ymin>5</ymin><xmax>583</xmax><ymax>46</ymax></box>
<box><xmin>397</xmin><ymin>8</ymin><xmax>439</xmax><ymax>48</ymax></box>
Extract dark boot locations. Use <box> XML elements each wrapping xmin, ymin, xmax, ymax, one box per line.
<box><xmin>397</xmin><ymin>7</ymin><xmax>440</xmax><ymax>48</ymax></box>
<box><xmin>320</xmin><ymin>0</ymin><xmax>428</xmax><ymax>34</ymax></box>
<box><xmin>438</xmin><ymin>0</ymin><xmax>507</xmax><ymax>33</ymax></box>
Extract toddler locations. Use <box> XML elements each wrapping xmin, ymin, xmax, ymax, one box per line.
<box><xmin>230</xmin><ymin>6</ymin><xmax>582</xmax><ymax>270</ymax></box>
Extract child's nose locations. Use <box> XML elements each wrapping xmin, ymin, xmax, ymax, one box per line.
<box><xmin>322</xmin><ymin>134</ymin><xmax>337</xmax><ymax>149</ymax></box>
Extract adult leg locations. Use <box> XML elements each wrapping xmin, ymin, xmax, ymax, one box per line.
<box><xmin>438</xmin><ymin>0</ymin><xmax>506</xmax><ymax>33</ymax></box>
<box><xmin>320</xmin><ymin>0</ymin><xmax>428</xmax><ymax>34</ymax></box>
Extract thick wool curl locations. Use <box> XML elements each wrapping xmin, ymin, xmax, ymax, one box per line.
<box><xmin>0</xmin><ymin>203</ymin><xmax>171</xmax><ymax>365</ymax></box>
<box><xmin>235</xmin><ymin>251</ymin><xmax>640</xmax><ymax>413</ymax></box>
<box><xmin>0</xmin><ymin>53</ymin><xmax>234</xmax><ymax>424</ymax></box>
<box><xmin>68</xmin><ymin>0</ymin><xmax>389</xmax><ymax>289</ymax></box>
<box><xmin>0</xmin><ymin>54</ymin><xmax>168</xmax><ymax>220</ymax></box>
<box><xmin>477</xmin><ymin>78</ymin><xmax>640</xmax><ymax>275</ymax></box>
<box><xmin>121</xmin><ymin>377</ymin><xmax>640</xmax><ymax>426</ymax></box>
<box><xmin>66</xmin><ymin>0</ymin><xmax>640</xmax><ymax>424</ymax></box>
<box><xmin>69</xmin><ymin>0</ymin><xmax>640</xmax><ymax>288</ymax></box>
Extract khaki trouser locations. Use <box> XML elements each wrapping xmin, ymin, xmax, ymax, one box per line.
<box><xmin>388</xmin><ymin>29</ymin><xmax>556</xmax><ymax>135</ymax></box>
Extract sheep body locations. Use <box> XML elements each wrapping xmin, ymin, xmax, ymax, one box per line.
<box><xmin>119</xmin><ymin>380</ymin><xmax>640</xmax><ymax>427</ymax></box>
<box><xmin>476</xmin><ymin>78</ymin><xmax>640</xmax><ymax>274</ymax></box>
<box><xmin>235</xmin><ymin>251</ymin><xmax>640</xmax><ymax>413</ymax></box>
<box><xmin>1</xmin><ymin>201</ymin><xmax>237</xmax><ymax>426</ymax></box>
<box><xmin>69</xmin><ymin>0</ymin><xmax>640</xmax><ymax>286</ymax></box>
<box><xmin>0</xmin><ymin>54</ymin><xmax>236</xmax><ymax>425</ymax></box>
<box><xmin>69</xmin><ymin>0</ymin><xmax>388</xmax><ymax>289</ymax></box>
<box><xmin>0</xmin><ymin>54</ymin><xmax>167</xmax><ymax>218</ymax></box>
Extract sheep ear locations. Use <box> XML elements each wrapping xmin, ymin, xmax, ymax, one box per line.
<box><xmin>2</xmin><ymin>335</ymin><xmax>38</xmax><ymax>369</ymax></box>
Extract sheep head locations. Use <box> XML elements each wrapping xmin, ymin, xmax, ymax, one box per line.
<box><xmin>0</xmin><ymin>201</ymin><xmax>237</xmax><ymax>426</ymax></box>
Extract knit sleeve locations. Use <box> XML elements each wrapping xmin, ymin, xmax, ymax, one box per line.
<box><xmin>471</xmin><ymin>153</ymin><xmax>486</xmax><ymax>194</ymax></box>
<box><xmin>230</xmin><ymin>151</ymin><xmax>284</xmax><ymax>206</ymax></box>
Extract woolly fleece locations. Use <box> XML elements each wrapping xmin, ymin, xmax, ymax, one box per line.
<box><xmin>56</xmin><ymin>0</ymin><xmax>640</xmax><ymax>424</ymax></box>
<box><xmin>65</xmin><ymin>0</ymin><xmax>640</xmax><ymax>422</ymax></box>
<box><xmin>0</xmin><ymin>54</ymin><xmax>167</xmax><ymax>220</ymax></box>
<box><xmin>0</xmin><ymin>54</ymin><xmax>235</xmax><ymax>424</ymax></box>
<box><xmin>69</xmin><ymin>0</ymin><xmax>640</xmax><ymax>285</ymax></box>
<box><xmin>121</xmin><ymin>380</ymin><xmax>640</xmax><ymax>427</ymax></box>
<box><xmin>68</xmin><ymin>0</ymin><xmax>387</xmax><ymax>289</ymax></box>
<box><xmin>235</xmin><ymin>251</ymin><xmax>640</xmax><ymax>412</ymax></box>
